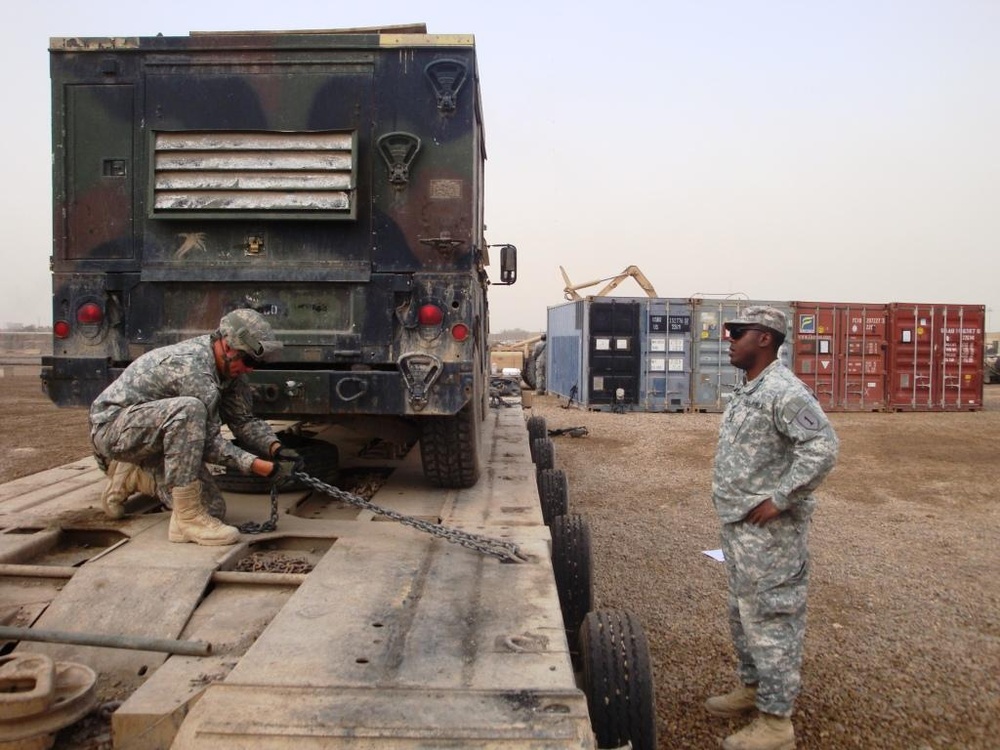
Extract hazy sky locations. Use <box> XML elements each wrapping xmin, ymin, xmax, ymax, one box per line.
<box><xmin>3</xmin><ymin>0</ymin><xmax>997</xmax><ymax>330</ymax></box>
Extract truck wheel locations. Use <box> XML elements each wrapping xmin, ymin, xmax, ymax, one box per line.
<box><xmin>420</xmin><ymin>403</ymin><xmax>482</xmax><ymax>488</ymax></box>
<box><xmin>214</xmin><ymin>436</ymin><xmax>339</xmax><ymax>494</ymax></box>
<box><xmin>532</xmin><ymin>437</ymin><xmax>554</xmax><ymax>471</ymax></box>
<box><xmin>536</xmin><ymin>468</ymin><xmax>568</xmax><ymax>524</ymax></box>
<box><xmin>550</xmin><ymin>513</ymin><xmax>592</xmax><ymax>658</ymax></box>
<box><xmin>526</xmin><ymin>415</ymin><xmax>547</xmax><ymax>445</ymax></box>
<box><xmin>522</xmin><ymin>353</ymin><xmax>537</xmax><ymax>390</ymax></box>
<box><xmin>580</xmin><ymin>609</ymin><xmax>657</xmax><ymax>750</ymax></box>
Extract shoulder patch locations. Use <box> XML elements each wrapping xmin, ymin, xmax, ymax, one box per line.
<box><xmin>793</xmin><ymin>404</ymin><xmax>822</xmax><ymax>431</ymax></box>
<box><xmin>781</xmin><ymin>394</ymin><xmax>823</xmax><ymax>431</ymax></box>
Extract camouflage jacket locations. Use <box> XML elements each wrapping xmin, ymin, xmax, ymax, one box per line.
<box><xmin>89</xmin><ymin>335</ymin><xmax>277</xmax><ymax>473</ymax></box>
<box><xmin>712</xmin><ymin>359</ymin><xmax>839</xmax><ymax>524</ymax></box>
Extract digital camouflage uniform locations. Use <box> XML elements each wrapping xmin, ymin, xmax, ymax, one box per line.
<box><xmin>89</xmin><ymin>335</ymin><xmax>278</xmax><ymax>518</ymax></box>
<box><xmin>713</xmin><ymin>358</ymin><xmax>839</xmax><ymax>717</ymax></box>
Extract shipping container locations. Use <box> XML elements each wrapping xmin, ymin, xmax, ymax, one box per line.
<box><xmin>641</xmin><ymin>298</ymin><xmax>693</xmax><ymax>412</ymax></box>
<box><xmin>886</xmin><ymin>304</ymin><xmax>985</xmax><ymax>411</ymax></box>
<box><xmin>689</xmin><ymin>298</ymin><xmax>793</xmax><ymax>412</ymax></box>
<box><xmin>790</xmin><ymin>302</ymin><xmax>888</xmax><ymax>411</ymax></box>
<box><xmin>546</xmin><ymin>297</ymin><xmax>692</xmax><ymax>412</ymax></box>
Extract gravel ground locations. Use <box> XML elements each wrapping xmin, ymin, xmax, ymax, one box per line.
<box><xmin>528</xmin><ymin>387</ymin><xmax>1000</xmax><ymax>750</ymax></box>
<box><xmin>3</xmin><ymin>371</ymin><xmax>998</xmax><ymax>749</ymax></box>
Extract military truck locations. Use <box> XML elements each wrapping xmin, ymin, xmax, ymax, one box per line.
<box><xmin>41</xmin><ymin>24</ymin><xmax>516</xmax><ymax>489</ymax></box>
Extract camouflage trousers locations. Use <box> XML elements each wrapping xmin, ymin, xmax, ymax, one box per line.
<box><xmin>720</xmin><ymin>513</ymin><xmax>810</xmax><ymax>717</ymax></box>
<box><xmin>91</xmin><ymin>397</ymin><xmax>227</xmax><ymax>519</ymax></box>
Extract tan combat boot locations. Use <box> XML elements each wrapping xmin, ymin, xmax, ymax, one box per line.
<box><xmin>722</xmin><ymin>713</ymin><xmax>795</xmax><ymax>750</ymax></box>
<box><xmin>101</xmin><ymin>461</ymin><xmax>158</xmax><ymax>519</ymax></box>
<box><xmin>167</xmin><ymin>481</ymin><xmax>240</xmax><ymax>546</ymax></box>
<box><xmin>705</xmin><ymin>684</ymin><xmax>758</xmax><ymax>718</ymax></box>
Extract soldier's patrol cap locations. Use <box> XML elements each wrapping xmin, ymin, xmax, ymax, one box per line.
<box><xmin>724</xmin><ymin>306</ymin><xmax>788</xmax><ymax>338</ymax></box>
<box><xmin>218</xmin><ymin>309</ymin><xmax>283</xmax><ymax>362</ymax></box>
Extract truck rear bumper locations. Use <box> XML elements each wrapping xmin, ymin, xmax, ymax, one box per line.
<box><xmin>250</xmin><ymin>364</ymin><xmax>475</xmax><ymax>418</ymax></box>
<box><xmin>41</xmin><ymin>357</ymin><xmax>110</xmax><ymax>408</ymax></box>
<box><xmin>42</xmin><ymin>357</ymin><xmax>475</xmax><ymax>418</ymax></box>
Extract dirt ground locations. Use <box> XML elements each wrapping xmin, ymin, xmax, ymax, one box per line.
<box><xmin>528</xmin><ymin>387</ymin><xmax>999</xmax><ymax>750</ymax></box>
<box><xmin>2</xmin><ymin>370</ymin><xmax>998</xmax><ymax>749</ymax></box>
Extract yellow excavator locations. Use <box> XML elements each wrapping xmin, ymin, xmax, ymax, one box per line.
<box><xmin>560</xmin><ymin>265</ymin><xmax>658</xmax><ymax>301</ymax></box>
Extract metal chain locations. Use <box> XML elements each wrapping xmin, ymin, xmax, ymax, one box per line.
<box><xmin>286</xmin><ymin>472</ymin><xmax>527</xmax><ymax>563</ymax></box>
<box><xmin>236</xmin><ymin>484</ymin><xmax>280</xmax><ymax>534</ymax></box>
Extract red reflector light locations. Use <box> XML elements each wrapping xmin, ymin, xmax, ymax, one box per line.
<box><xmin>77</xmin><ymin>302</ymin><xmax>104</xmax><ymax>325</ymax></box>
<box><xmin>53</xmin><ymin>320</ymin><xmax>71</xmax><ymax>339</ymax></box>
<box><xmin>418</xmin><ymin>304</ymin><xmax>444</xmax><ymax>326</ymax></box>
<box><xmin>451</xmin><ymin>323</ymin><xmax>470</xmax><ymax>342</ymax></box>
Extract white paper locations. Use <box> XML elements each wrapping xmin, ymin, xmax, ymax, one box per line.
<box><xmin>702</xmin><ymin>549</ymin><xmax>725</xmax><ymax>562</ymax></box>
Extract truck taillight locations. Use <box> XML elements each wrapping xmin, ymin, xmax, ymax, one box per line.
<box><xmin>53</xmin><ymin>320</ymin><xmax>71</xmax><ymax>339</ymax></box>
<box><xmin>77</xmin><ymin>302</ymin><xmax>104</xmax><ymax>325</ymax></box>
<box><xmin>418</xmin><ymin>304</ymin><xmax>444</xmax><ymax>327</ymax></box>
<box><xmin>451</xmin><ymin>323</ymin><xmax>470</xmax><ymax>342</ymax></box>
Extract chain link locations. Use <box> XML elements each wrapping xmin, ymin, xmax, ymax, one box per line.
<box><xmin>236</xmin><ymin>484</ymin><xmax>280</xmax><ymax>534</ymax></box>
<box><xmin>240</xmin><ymin>472</ymin><xmax>526</xmax><ymax>563</ymax></box>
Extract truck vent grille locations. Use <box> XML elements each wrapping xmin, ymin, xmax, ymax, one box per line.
<box><xmin>152</xmin><ymin>131</ymin><xmax>357</xmax><ymax>218</ymax></box>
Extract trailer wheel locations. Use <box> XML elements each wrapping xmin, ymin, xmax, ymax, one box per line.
<box><xmin>532</xmin><ymin>437</ymin><xmax>554</xmax><ymax>471</ymax></box>
<box><xmin>536</xmin><ymin>468</ymin><xmax>568</xmax><ymax>524</ymax></box>
<box><xmin>420</xmin><ymin>402</ymin><xmax>482</xmax><ymax>488</ymax></box>
<box><xmin>580</xmin><ymin>609</ymin><xmax>657</xmax><ymax>750</ymax></box>
<box><xmin>526</xmin><ymin>415</ymin><xmax>547</xmax><ymax>445</ymax></box>
<box><xmin>550</xmin><ymin>513</ymin><xmax>592</xmax><ymax>657</ymax></box>
<box><xmin>214</xmin><ymin>435</ymin><xmax>339</xmax><ymax>494</ymax></box>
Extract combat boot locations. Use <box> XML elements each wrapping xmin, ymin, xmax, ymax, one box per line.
<box><xmin>722</xmin><ymin>713</ymin><xmax>795</xmax><ymax>750</ymax></box>
<box><xmin>167</xmin><ymin>481</ymin><xmax>240</xmax><ymax>546</ymax></box>
<box><xmin>705</xmin><ymin>684</ymin><xmax>758</xmax><ymax>718</ymax></box>
<box><xmin>101</xmin><ymin>461</ymin><xmax>158</xmax><ymax>519</ymax></box>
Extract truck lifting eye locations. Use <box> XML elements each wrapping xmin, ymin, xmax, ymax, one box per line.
<box><xmin>418</xmin><ymin>304</ymin><xmax>444</xmax><ymax>327</ymax></box>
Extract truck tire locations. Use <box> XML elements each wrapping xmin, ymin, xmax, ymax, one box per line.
<box><xmin>214</xmin><ymin>435</ymin><xmax>339</xmax><ymax>494</ymax></box>
<box><xmin>526</xmin><ymin>415</ymin><xmax>547</xmax><ymax>445</ymax></box>
<box><xmin>580</xmin><ymin>609</ymin><xmax>657</xmax><ymax>750</ymax></box>
<box><xmin>531</xmin><ymin>437</ymin><xmax>554</xmax><ymax>471</ymax></box>
<box><xmin>420</xmin><ymin>403</ymin><xmax>482</xmax><ymax>488</ymax></box>
<box><xmin>522</xmin><ymin>353</ymin><xmax>537</xmax><ymax>390</ymax></box>
<box><xmin>550</xmin><ymin>513</ymin><xmax>593</xmax><ymax>658</ymax></box>
<box><xmin>536</xmin><ymin>468</ymin><xmax>568</xmax><ymax>524</ymax></box>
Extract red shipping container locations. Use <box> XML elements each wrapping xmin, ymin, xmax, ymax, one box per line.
<box><xmin>791</xmin><ymin>302</ymin><xmax>888</xmax><ymax>412</ymax></box>
<box><xmin>886</xmin><ymin>303</ymin><xmax>984</xmax><ymax>411</ymax></box>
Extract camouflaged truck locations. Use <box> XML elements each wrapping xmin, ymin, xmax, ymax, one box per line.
<box><xmin>41</xmin><ymin>24</ymin><xmax>517</xmax><ymax>489</ymax></box>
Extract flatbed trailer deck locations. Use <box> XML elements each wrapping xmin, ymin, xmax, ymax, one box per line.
<box><xmin>0</xmin><ymin>405</ymin><xmax>606</xmax><ymax>748</ymax></box>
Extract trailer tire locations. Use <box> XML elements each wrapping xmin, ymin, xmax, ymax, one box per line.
<box><xmin>420</xmin><ymin>402</ymin><xmax>482</xmax><ymax>488</ymax></box>
<box><xmin>580</xmin><ymin>609</ymin><xmax>657</xmax><ymax>750</ymax></box>
<box><xmin>214</xmin><ymin>435</ymin><xmax>339</xmax><ymax>494</ymax></box>
<box><xmin>550</xmin><ymin>513</ymin><xmax>593</xmax><ymax>657</ymax></box>
<box><xmin>532</xmin><ymin>437</ymin><xmax>554</xmax><ymax>471</ymax></box>
<box><xmin>526</xmin><ymin>415</ymin><xmax>547</xmax><ymax>445</ymax></box>
<box><xmin>536</xmin><ymin>468</ymin><xmax>568</xmax><ymax>524</ymax></box>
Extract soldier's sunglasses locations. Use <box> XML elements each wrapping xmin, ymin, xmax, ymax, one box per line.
<box><xmin>728</xmin><ymin>326</ymin><xmax>770</xmax><ymax>340</ymax></box>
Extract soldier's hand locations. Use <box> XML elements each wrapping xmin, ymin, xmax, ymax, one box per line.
<box><xmin>746</xmin><ymin>498</ymin><xmax>781</xmax><ymax>526</ymax></box>
<box><xmin>274</xmin><ymin>445</ymin><xmax>305</xmax><ymax>473</ymax></box>
<box><xmin>268</xmin><ymin>459</ymin><xmax>299</xmax><ymax>484</ymax></box>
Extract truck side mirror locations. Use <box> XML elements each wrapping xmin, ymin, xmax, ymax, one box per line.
<box><xmin>498</xmin><ymin>244</ymin><xmax>517</xmax><ymax>285</ymax></box>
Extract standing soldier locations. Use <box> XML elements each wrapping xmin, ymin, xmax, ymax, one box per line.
<box><xmin>89</xmin><ymin>309</ymin><xmax>302</xmax><ymax>546</ymax></box>
<box><xmin>707</xmin><ymin>306</ymin><xmax>839</xmax><ymax>750</ymax></box>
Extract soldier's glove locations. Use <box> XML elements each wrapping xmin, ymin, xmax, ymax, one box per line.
<box><xmin>268</xmin><ymin>459</ymin><xmax>299</xmax><ymax>484</ymax></box>
<box><xmin>273</xmin><ymin>445</ymin><xmax>305</xmax><ymax>473</ymax></box>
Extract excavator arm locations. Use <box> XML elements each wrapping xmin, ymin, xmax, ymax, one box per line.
<box><xmin>560</xmin><ymin>265</ymin><xmax>658</xmax><ymax>300</ymax></box>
